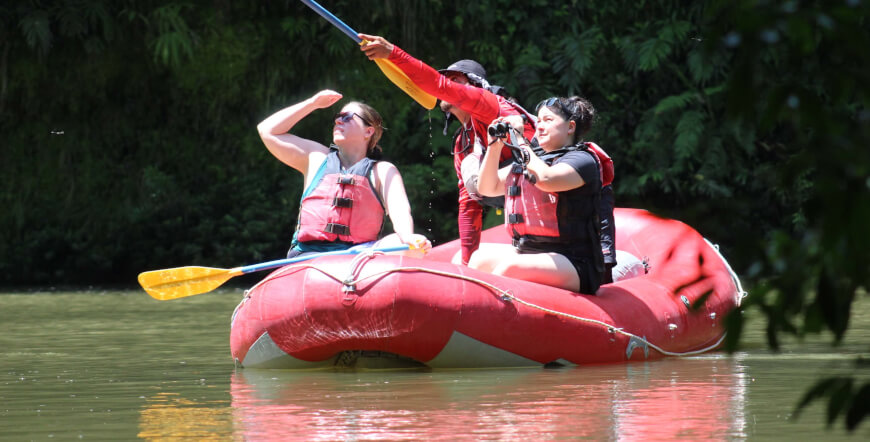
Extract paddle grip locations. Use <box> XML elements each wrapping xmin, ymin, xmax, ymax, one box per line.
<box><xmin>300</xmin><ymin>0</ymin><xmax>362</xmax><ymax>43</ymax></box>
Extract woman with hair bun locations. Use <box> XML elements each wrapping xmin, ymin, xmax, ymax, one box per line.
<box><xmin>257</xmin><ymin>89</ymin><xmax>431</xmax><ymax>258</ymax></box>
<box><xmin>469</xmin><ymin>96</ymin><xmax>607</xmax><ymax>294</ymax></box>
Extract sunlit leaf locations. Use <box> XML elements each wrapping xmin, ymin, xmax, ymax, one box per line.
<box><xmin>653</xmin><ymin>91</ymin><xmax>696</xmax><ymax>114</ymax></box>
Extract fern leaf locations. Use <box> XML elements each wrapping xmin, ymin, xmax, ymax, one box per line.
<box><xmin>654</xmin><ymin>91</ymin><xmax>696</xmax><ymax>115</ymax></box>
<box><xmin>638</xmin><ymin>38</ymin><xmax>670</xmax><ymax>71</ymax></box>
<box><xmin>19</xmin><ymin>10</ymin><xmax>53</xmax><ymax>54</ymax></box>
<box><xmin>660</xmin><ymin>20</ymin><xmax>691</xmax><ymax>44</ymax></box>
<box><xmin>674</xmin><ymin>111</ymin><xmax>705</xmax><ymax>159</ymax></box>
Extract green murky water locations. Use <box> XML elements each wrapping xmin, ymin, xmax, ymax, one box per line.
<box><xmin>1</xmin><ymin>289</ymin><xmax>867</xmax><ymax>440</ymax></box>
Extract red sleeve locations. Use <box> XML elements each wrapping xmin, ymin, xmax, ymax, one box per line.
<box><xmin>457</xmin><ymin>188</ymin><xmax>483</xmax><ymax>265</ymax></box>
<box><xmin>388</xmin><ymin>46</ymin><xmax>502</xmax><ymax>124</ymax></box>
<box><xmin>453</xmin><ymin>139</ymin><xmax>482</xmax><ymax>265</ymax></box>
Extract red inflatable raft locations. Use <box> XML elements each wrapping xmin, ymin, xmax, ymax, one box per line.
<box><xmin>230</xmin><ymin>208</ymin><xmax>744</xmax><ymax>369</ymax></box>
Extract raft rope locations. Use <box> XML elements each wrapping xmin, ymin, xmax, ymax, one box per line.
<box><xmin>705</xmin><ymin>239</ymin><xmax>749</xmax><ymax>306</ymax></box>
<box><xmin>244</xmin><ymin>247</ymin><xmax>734</xmax><ymax>358</ymax></box>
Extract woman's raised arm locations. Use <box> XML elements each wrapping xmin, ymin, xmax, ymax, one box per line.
<box><xmin>257</xmin><ymin>90</ymin><xmax>342</xmax><ymax>173</ymax></box>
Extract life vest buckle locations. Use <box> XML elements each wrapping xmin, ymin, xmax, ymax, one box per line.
<box><xmin>332</xmin><ymin>197</ymin><xmax>354</xmax><ymax>208</ymax></box>
<box><xmin>337</xmin><ymin>175</ymin><xmax>355</xmax><ymax>185</ymax></box>
<box><xmin>324</xmin><ymin>223</ymin><xmax>350</xmax><ymax>235</ymax></box>
<box><xmin>508</xmin><ymin>213</ymin><xmax>524</xmax><ymax>224</ymax></box>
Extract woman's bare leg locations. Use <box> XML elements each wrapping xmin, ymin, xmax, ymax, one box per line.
<box><xmin>467</xmin><ymin>244</ymin><xmax>518</xmax><ymax>273</ymax></box>
<box><xmin>493</xmin><ymin>252</ymin><xmax>580</xmax><ymax>292</ymax></box>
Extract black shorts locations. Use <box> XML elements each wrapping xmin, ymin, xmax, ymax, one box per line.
<box><xmin>569</xmin><ymin>256</ymin><xmax>602</xmax><ymax>295</ymax></box>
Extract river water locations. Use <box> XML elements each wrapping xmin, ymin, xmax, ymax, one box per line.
<box><xmin>1</xmin><ymin>289</ymin><xmax>867</xmax><ymax>440</ymax></box>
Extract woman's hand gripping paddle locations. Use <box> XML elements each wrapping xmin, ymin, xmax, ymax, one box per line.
<box><xmin>299</xmin><ymin>0</ymin><xmax>436</xmax><ymax>110</ymax></box>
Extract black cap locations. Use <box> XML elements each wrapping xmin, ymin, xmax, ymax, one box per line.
<box><xmin>438</xmin><ymin>59</ymin><xmax>487</xmax><ymax>81</ymax></box>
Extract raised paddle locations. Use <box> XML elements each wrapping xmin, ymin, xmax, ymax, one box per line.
<box><xmin>299</xmin><ymin>0</ymin><xmax>437</xmax><ymax>110</ymax></box>
<box><xmin>138</xmin><ymin>243</ymin><xmax>412</xmax><ymax>301</ymax></box>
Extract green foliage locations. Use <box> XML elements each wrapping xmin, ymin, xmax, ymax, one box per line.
<box><xmin>702</xmin><ymin>0</ymin><xmax>870</xmax><ymax>432</ymax></box>
<box><xmin>795</xmin><ymin>377</ymin><xmax>870</xmax><ymax>431</ymax></box>
<box><xmin>149</xmin><ymin>3</ymin><xmax>197</xmax><ymax>68</ymax></box>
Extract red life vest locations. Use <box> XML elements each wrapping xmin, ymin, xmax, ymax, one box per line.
<box><xmin>503</xmin><ymin>147</ymin><xmax>601</xmax><ymax>254</ymax></box>
<box><xmin>295</xmin><ymin>151</ymin><xmax>385</xmax><ymax>244</ymax></box>
<box><xmin>504</xmin><ymin>162</ymin><xmax>561</xmax><ymax>238</ymax></box>
<box><xmin>585</xmin><ymin>141</ymin><xmax>613</xmax><ymax>186</ymax></box>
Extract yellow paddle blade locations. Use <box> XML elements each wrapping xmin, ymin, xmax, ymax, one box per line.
<box><xmin>137</xmin><ymin>266</ymin><xmax>244</xmax><ymax>301</ymax></box>
<box><xmin>373</xmin><ymin>58</ymin><xmax>437</xmax><ymax>110</ymax></box>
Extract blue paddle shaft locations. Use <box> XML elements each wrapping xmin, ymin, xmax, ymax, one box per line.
<box><xmin>300</xmin><ymin>0</ymin><xmax>362</xmax><ymax>43</ymax></box>
<box><xmin>240</xmin><ymin>244</ymin><xmax>411</xmax><ymax>274</ymax></box>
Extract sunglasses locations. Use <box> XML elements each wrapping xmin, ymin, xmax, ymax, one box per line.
<box><xmin>535</xmin><ymin>97</ymin><xmax>572</xmax><ymax>119</ymax></box>
<box><xmin>334</xmin><ymin>111</ymin><xmax>372</xmax><ymax>127</ymax></box>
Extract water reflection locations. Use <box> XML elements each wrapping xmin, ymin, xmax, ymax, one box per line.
<box><xmin>138</xmin><ymin>392</ymin><xmax>233</xmax><ymax>439</ymax></box>
<box><xmin>226</xmin><ymin>357</ymin><xmax>747</xmax><ymax>440</ymax></box>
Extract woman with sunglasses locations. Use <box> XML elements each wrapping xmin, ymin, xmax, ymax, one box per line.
<box><xmin>468</xmin><ymin>96</ymin><xmax>606</xmax><ymax>294</ymax></box>
<box><xmin>257</xmin><ymin>89</ymin><xmax>431</xmax><ymax>258</ymax></box>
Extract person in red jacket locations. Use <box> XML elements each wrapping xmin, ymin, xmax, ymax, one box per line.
<box><xmin>359</xmin><ymin>34</ymin><xmax>536</xmax><ymax>265</ymax></box>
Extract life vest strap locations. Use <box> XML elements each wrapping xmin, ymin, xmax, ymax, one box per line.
<box><xmin>332</xmin><ymin>197</ymin><xmax>353</xmax><ymax>208</ymax></box>
<box><xmin>324</xmin><ymin>223</ymin><xmax>351</xmax><ymax>235</ymax></box>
